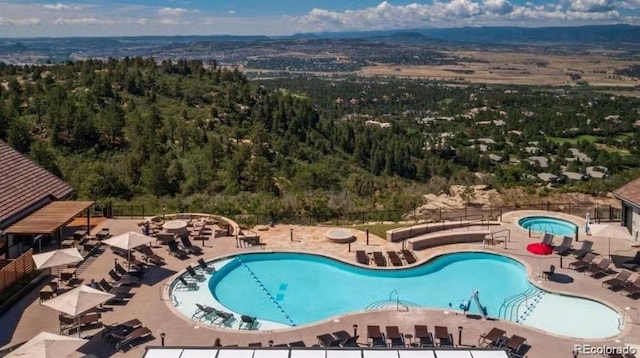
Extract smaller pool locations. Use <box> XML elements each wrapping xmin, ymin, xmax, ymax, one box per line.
<box><xmin>518</xmin><ymin>216</ymin><xmax>577</xmax><ymax>236</ymax></box>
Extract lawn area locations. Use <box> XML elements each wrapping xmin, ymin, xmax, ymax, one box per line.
<box><xmin>352</xmin><ymin>223</ymin><xmax>409</xmax><ymax>239</ymax></box>
<box><xmin>548</xmin><ymin>135</ymin><xmax>603</xmax><ymax>145</ymax></box>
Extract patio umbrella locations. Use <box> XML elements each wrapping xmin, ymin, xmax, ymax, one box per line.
<box><xmin>526</xmin><ymin>243</ymin><xmax>553</xmax><ymax>255</ymax></box>
<box><xmin>32</xmin><ymin>248</ymin><xmax>84</xmax><ymax>281</ymax></box>
<box><xmin>32</xmin><ymin>248</ymin><xmax>83</xmax><ymax>270</ymax></box>
<box><xmin>43</xmin><ymin>285</ymin><xmax>114</xmax><ymax>317</ymax></box>
<box><xmin>5</xmin><ymin>331</ymin><xmax>86</xmax><ymax>358</ymax></box>
<box><xmin>102</xmin><ymin>231</ymin><xmax>154</xmax><ymax>265</ymax></box>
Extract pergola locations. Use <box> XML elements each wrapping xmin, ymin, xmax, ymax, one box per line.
<box><xmin>5</xmin><ymin>201</ymin><xmax>95</xmax><ymax>235</ymax></box>
<box><xmin>4</xmin><ymin>202</ymin><xmax>95</xmax><ymax>253</ymax></box>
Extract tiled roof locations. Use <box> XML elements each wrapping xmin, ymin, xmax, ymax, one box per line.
<box><xmin>613</xmin><ymin>177</ymin><xmax>640</xmax><ymax>208</ymax></box>
<box><xmin>0</xmin><ymin>140</ymin><xmax>74</xmax><ymax>227</ymax></box>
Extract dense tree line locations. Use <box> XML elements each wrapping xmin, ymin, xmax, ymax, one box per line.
<box><xmin>1</xmin><ymin>59</ymin><xmax>639</xmax><ymax>219</ymax></box>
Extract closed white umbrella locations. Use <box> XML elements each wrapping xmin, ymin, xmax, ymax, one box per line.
<box><xmin>5</xmin><ymin>331</ymin><xmax>85</xmax><ymax>358</ymax></box>
<box><xmin>32</xmin><ymin>248</ymin><xmax>83</xmax><ymax>270</ymax></box>
<box><xmin>43</xmin><ymin>285</ymin><xmax>114</xmax><ymax>317</ymax></box>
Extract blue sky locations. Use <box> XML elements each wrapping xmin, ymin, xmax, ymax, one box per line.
<box><xmin>0</xmin><ymin>0</ymin><xmax>639</xmax><ymax>37</ymax></box>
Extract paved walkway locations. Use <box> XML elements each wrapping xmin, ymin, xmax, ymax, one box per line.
<box><xmin>0</xmin><ymin>210</ymin><xmax>639</xmax><ymax>357</ymax></box>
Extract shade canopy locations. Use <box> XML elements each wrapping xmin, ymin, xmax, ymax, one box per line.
<box><xmin>43</xmin><ymin>285</ymin><xmax>114</xmax><ymax>317</ymax></box>
<box><xmin>32</xmin><ymin>248</ymin><xmax>83</xmax><ymax>270</ymax></box>
<box><xmin>5</xmin><ymin>331</ymin><xmax>85</xmax><ymax>358</ymax></box>
<box><xmin>102</xmin><ymin>231</ymin><xmax>154</xmax><ymax>251</ymax></box>
<box><xmin>5</xmin><ymin>201</ymin><xmax>94</xmax><ymax>235</ymax></box>
<box><xmin>527</xmin><ymin>242</ymin><xmax>553</xmax><ymax>255</ymax></box>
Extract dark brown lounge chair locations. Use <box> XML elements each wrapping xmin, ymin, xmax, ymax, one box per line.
<box><xmin>553</xmin><ymin>236</ymin><xmax>573</xmax><ymax>255</ymax></box>
<box><xmin>621</xmin><ymin>277</ymin><xmax>640</xmax><ymax>298</ymax></box>
<box><xmin>138</xmin><ymin>245</ymin><xmax>165</xmax><ymax>265</ymax></box>
<box><xmin>387</xmin><ymin>251</ymin><xmax>403</xmax><ymax>267</ymax></box>
<box><xmin>196</xmin><ymin>258</ymin><xmax>215</xmax><ymax>274</ymax></box>
<box><xmin>167</xmin><ymin>240</ymin><xmax>189</xmax><ymax>259</ymax></box>
<box><xmin>572</xmin><ymin>240</ymin><xmax>594</xmax><ymax>258</ymax></box>
<box><xmin>568</xmin><ymin>252</ymin><xmax>596</xmax><ymax>271</ymax></box>
<box><xmin>414</xmin><ymin>325</ymin><xmax>434</xmax><ymax>347</ymax></box>
<box><xmin>180</xmin><ymin>236</ymin><xmax>203</xmax><ymax>255</ymax></box>
<box><xmin>373</xmin><ymin>252</ymin><xmax>387</xmax><ymax>267</ymax></box>
<box><xmin>356</xmin><ymin>250</ymin><xmax>369</xmax><ymax>265</ymax></box>
<box><xmin>586</xmin><ymin>258</ymin><xmax>612</xmax><ymax>277</ymax></box>
<box><xmin>622</xmin><ymin>251</ymin><xmax>640</xmax><ymax>271</ymax></box>
<box><xmin>317</xmin><ymin>333</ymin><xmax>340</xmax><ymax>347</ymax></box>
<box><xmin>367</xmin><ymin>325</ymin><xmax>386</xmax><ymax>347</ymax></box>
<box><xmin>501</xmin><ymin>335</ymin><xmax>527</xmax><ymax>354</ymax></box>
<box><xmin>289</xmin><ymin>341</ymin><xmax>306</xmax><ymax>347</ymax></box>
<box><xmin>113</xmin><ymin>326</ymin><xmax>153</xmax><ymax>351</ymax></box>
<box><xmin>99</xmin><ymin>279</ymin><xmax>132</xmax><ymax>295</ymax></box>
<box><xmin>109</xmin><ymin>270</ymin><xmax>139</xmax><ymax>286</ymax></box>
<box><xmin>479</xmin><ymin>327</ymin><xmax>506</xmax><ymax>347</ymax></box>
<box><xmin>401</xmin><ymin>250</ymin><xmax>417</xmax><ymax>264</ymax></box>
<box><xmin>185</xmin><ymin>266</ymin><xmax>205</xmax><ymax>281</ymax></box>
<box><xmin>115</xmin><ymin>262</ymin><xmax>144</xmax><ymax>278</ymax></box>
<box><xmin>602</xmin><ymin>270</ymin><xmax>632</xmax><ymax>290</ymax></box>
<box><xmin>386</xmin><ymin>325</ymin><xmax>405</xmax><ymax>347</ymax></box>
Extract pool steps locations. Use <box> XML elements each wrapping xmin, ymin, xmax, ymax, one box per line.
<box><xmin>498</xmin><ymin>287</ymin><xmax>545</xmax><ymax>322</ymax></box>
<box><xmin>234</xmin><ymin>256</ymin><xmax>296</xmax><ymax>326</ymax></box>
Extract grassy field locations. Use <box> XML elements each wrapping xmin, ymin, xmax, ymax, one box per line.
<box><xmin>549</xmin><ymin>135</ymin><xmax>602</xmax><ymax>145</ymax></box>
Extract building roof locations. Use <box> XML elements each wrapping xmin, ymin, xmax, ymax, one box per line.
<box><xmin>143</xmin><ymin>347</ymin><xmax>510</xmax><ymax>358</ymax></box>
<box><xmin>4</xmin><ymin>201</ymin><xmax>94</xmax><ymax>235</ymax></box>
<box><xmin>0</xmin><ymin>140</ymin><xmax>74</xmax><ymax>228</ymax></box>
<box><xmin>613</xmin><ymin>177</ymin><xmax>640</xmax><ymax>208</ymax></box>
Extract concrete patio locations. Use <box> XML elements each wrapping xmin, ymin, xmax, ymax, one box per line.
<box><xmin>0</xmin><ymin>210</ymin><xmax>638</xmax><ymax>357</ymax></box>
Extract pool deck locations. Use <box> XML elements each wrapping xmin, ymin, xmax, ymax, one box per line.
<box><xmin>1</xmin><ymin>210</ymin><xmax>639</xmax><ymax>357</ymax></box>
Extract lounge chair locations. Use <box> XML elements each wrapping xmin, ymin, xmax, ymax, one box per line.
<box><xmin>193</xmin><ymin>304</ymin><xmax>216</xmax><ymax>320</ymax></box>
<box><xmin>553</xmin><ymin>236</ymin><xmax>573</xmax><ymax>255</ymax></box>
<box><xmin>108</xmin><ymin>270</ymin><xmax>140</xmax><ymax>286</ymax></box>
<box><xmin>373</xmin><ymin>252</ymin><xmax>387</xmax><ymax>267</ymax></box>
<box><xmin>367</xmin><ymin>325</ymin><xmax>386</xmax><ymax>347</ymax></box>
<box><xmin>127</xmin><ymin>254</ymin><xmax>147</xmax><ymax>269</ymax></box>
<box><xmin>138</xmin><ymin>245</ymin><xmax>165</xmax><ymax>265</ymax></box>
<box><xmin>196</xmin><ymin>258</ymin><xmax>215</xmax><ymax>274</ymax></box>
<box><xmin>317</xmin><ymin>334</ymin><xmax>341</xmax><ymax>347</ymax></box>
<box><xmin>602</xmin><ymin>270</ymin><xmax>632</xmax><ymax>290</ymax></box>
<box><xmin>180</xmin><ymin>236</ymin><xmax>203</xmax><ymax>255</ymax></box>
<box><xmin>387</xmin><ymin>251</ymin><xmax>404</xmax><ymax>267</ymax></box>
<box><xmin>102</xmin><ymin>319</ymin><xmax>142</xmax><ymax>341</ymax></box>
<box><xmin>341</xmin><ymin>336</ymin><xmax>359</xmax><ymax>347</ymax></box>
<box><xmin>176</xmin><ymin>276</ymin><xmax>198</xmax><ymax>290</ymax></box>
<box><xmin>622</xmin><ymin>251</ymin><xmax>640</xmax><ymax>271</ymax></box>
<box><xmin>356</xmin><ymin>250</ymin><xmax>369</xmax><ymax>265</ymax></box>
<box><xmin>211</xmin><ymin>309</ymin><xmax>234</xmax><ymax>326</ymax></box>
<box><xmin>621</xmin><ymin>277</ymin><xmax>640</xmax><ymax>298</ymax></box>
<box><xmin>248</xmin><ymin>342</ymin><xmax>262</xmax><ymax>347</ymax></box>
<box><xmin>185</xmin><ymin>266</ymin><xmax>205</xmax><ymax>282</ymax></box>
<box><xmin>239</xmin><ymin>315</ymin><xmax>256</xmax><ymax>330</ymax></box>
<box><xmin>289</xmin><ymin>341</ymin><xmax>306</xmax><ymax>347</ymax></box>
<box><xmin>401</xmin><ymin>250</ymin><xmax>417</xmax><ymax>264</ymax></box>
<box><xmin>500</xmin><ymin>335</ymin><xmax>527</xmax><ymax>356</ymax></box>
<box><xmin>414</xmin><ymin>325</ymin><xmax>434</xmax><ymax>347</ymax></box>
<box><xmin>386</xmin><ymin>326</ymin><xmax>405</xmax><ymax>347</ymax></box>
<box><xmin>113</xmin><ymin>326</ymin><xmax>153</xmax><ymax>351</ymax></box>
<box><xmin>115</xmin><ymin>262</ymin><xmax>144</xmax><ymax>278</ymax></box>
<box><xmin>99</xmin><ymin>279</ymin><xmax>132</xmax><ymax>295</ymax></box>
<box><xmin>568</xmin><ymin>253</ymin><xmax>597</xmax><ymax>271</ymax></box>
<box><xmin>586</xmin><ymin>258</ymin><xmax>612</xmax><ymax>277</ymax></box>
<box><xmin>572</xmin><ymin>240</ymin><xmax>594</xmax><ymax>258</ymax></box>
<box><xmin>332</xmin><ymin>330</ymin><xmax>352</xmax><ymax>346</ymax></box>
<box><xmin>479</xmin><ymin>327</ymin><xmax>506</xmax><ymax>347</ymax></box>
<box><xmin>541</xmin><ymin>233</ymin><xmax>554</xmax><ymax>246</ymax></box>
<box><xmin>167</xmin><ymin>240</ymin><xmax>189</xmax><ymax>259</ymax></box>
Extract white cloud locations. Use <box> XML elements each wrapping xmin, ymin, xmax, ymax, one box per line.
<box><xmin>484</xmin><ymin>0</ymin><xmax>514</xmax><ymax>14</ymax></box>
<box><xmin>228</xmin><ymin>10</ymin><xmax>236</xmax><ymax>15</ymax></box>
<box><xmin>43</xmin><ymin>3</ymin><xmax>80</xmax><ymax>11</ymax></box>
<box><xmin>569</xmin><ymin>0</ymin><xmax>615</xmax><ymax>12</ymax></box>
<box><xmin>0</xmin><ymin>17</ymin><xmax>41</xmax><ymax>26</ymax></box>
<box><xmin>157</xmin><ymin>7</ymin><xmax>198</xmax><ymax>16</ymax></box>
<box><xmin>53</xmin><ymin>17</ymin><xmax>107</xmax><ymax>25</ymax></box>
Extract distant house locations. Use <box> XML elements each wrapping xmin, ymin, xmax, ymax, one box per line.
<box><xmin>0</xmin><ymin>140</ymin><xmax>93</xmax><ymax>258</ymax></box>
<box><xmin>538</xmin><ymin>172</ymin><xmax>559</xmax><ymax>183</ymax></box>
<box><xmin>488</xmin><ymin>154</ymin><xmax>503</xmax><ymax>162</ymax></box>
<box><xmin>567</xmin><ymin>148</ymin><xmax>592</xmax><ymax>163</ymax></box>
<box><xmin>527</xmin><ymin>156</ymin><xmax>549</xmax><ymax>168</ymax></box>
<box><xmin>586</xmin><ymin>166</ymin><xmax>608</xmax><ymax>179</ymax></box>
<box><xmin>524</xmin><ymin>147</ymin><xmax>540</xmax><ymax>155</ymax></box>
<box><xmin>562</xmin><ymin>171</ymin><xmax>585</xmax><ymax>181</ymax></box>
<box><xmin>612</xmin><ymin>177</ymin><xmax>640</xmax><ymax>242</ymax></box>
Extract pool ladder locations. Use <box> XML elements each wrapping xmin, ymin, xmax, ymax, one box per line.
<box><xmin>498</xmin><ymin>288</ymin><xmax>544</xmax><ymax>322</ymax></box>
<box><xmin>235</xmin><ymin>257</ymin><xmax>296</xmax><ymax>326</ymax></box>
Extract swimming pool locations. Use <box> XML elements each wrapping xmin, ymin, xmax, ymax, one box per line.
<box><xmin>170</xmin><ymin>252</ymin><xmax>621</xmax><ymax>339</ymax></box>
<box><xmin>518</xmin><ymin>216</ymin><xmax>578</xmax><ymax>236</ymax></box>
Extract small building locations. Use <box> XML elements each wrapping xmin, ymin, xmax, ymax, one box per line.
<box><xmin>0</xmin><ymin>140</ymin><xmax>94</xmax><ymax>258</ymax></box>
<box><xmin>613</xmin><ymin>177</ymin><xmax>640</xmax><ymax>242</ymax></box>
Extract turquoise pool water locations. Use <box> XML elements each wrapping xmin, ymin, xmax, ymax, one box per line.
<box><xmin>518</xmin><ymin>216</ymin><xmax>578</xmax><ymax>236</ymax></box>
<box><xmin>200</xmin><ymin>252</ymin><xmax>621</xmax><ymax>338</ymax></box>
